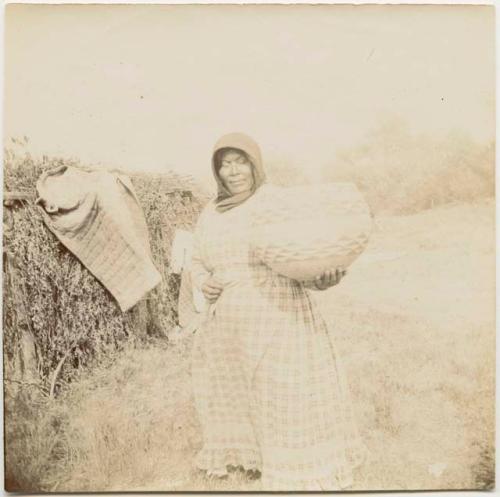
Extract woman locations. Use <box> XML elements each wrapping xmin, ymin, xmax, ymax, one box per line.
<box><xmin>190</xmin><ymin>132</ymin><xmax>366</xmax><ymax>490</ymax></box>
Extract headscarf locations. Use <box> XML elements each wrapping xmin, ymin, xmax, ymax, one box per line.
<box><xmin>212</xmin><ymin>132</ymin><xmax>266</xmax><ymax>213</ymax></box>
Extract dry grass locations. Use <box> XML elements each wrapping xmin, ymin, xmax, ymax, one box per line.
<box><xmin>5</xmin><ymin>338</ymin><xmax>261</xmax><ymax>492</ymax></box>
<box><xmin>5</xmin><ymin>198</ymin><xmax>495</xmax><ymax>492</ymax></box>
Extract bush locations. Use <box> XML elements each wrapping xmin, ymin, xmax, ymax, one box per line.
<box><xmin>321</xmin><ymin>118</ymin><xmax>495</xmax><ymax>215</ymax></box>
<box><xmin>3</xmin><ymin>145</ymin><xmax>206</xmax><ymax>390</ymax></box>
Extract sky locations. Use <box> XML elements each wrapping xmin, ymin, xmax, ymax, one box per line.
<box><xmin>4</xmin><ymin>4</ymin><xmax>495</xmax><ymax>185</ymax></box>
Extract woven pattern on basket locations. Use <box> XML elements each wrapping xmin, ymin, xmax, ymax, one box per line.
<box><xmin>250</xmin><ymin>183</ymin><xmax>372</xmax><ymax>280</ymax></box>
<box><xmin>252</xmin><ymin>183</ymin><xmax>370</xmax><ymax>224</ymax></box>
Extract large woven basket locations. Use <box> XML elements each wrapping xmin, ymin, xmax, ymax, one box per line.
<box><xmin>251</xmin><ymin>183</ymin><xmax>372</xmax><ymax>280</ymax></box>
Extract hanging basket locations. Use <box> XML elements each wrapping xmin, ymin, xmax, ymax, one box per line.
<box><xmin>251</xmin><ymin>183</ymin><xmax>373</xmax><ymax>280</ymax></box>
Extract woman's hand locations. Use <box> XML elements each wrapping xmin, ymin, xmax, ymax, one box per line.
<box><xmin>201</xmin><ymin>275</ymin><xmax>224</xmax><ymax>304</ymax></box>
<box><xmin>313</xmin><ymin>268</ymin><xmax>347</xmax><ymax>290</ymax></box>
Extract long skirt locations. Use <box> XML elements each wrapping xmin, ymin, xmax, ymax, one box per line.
<box><xmin>191</xmin><ymin>274</ymin><xmax>366</xmax><ymax>490</ymax></box>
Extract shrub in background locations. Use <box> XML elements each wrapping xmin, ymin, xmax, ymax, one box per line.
<box><xmin>3</xmin><ymin>144</ymin><xmax>206</xmax><ymax>391</ymax></box>
<box><xmin>321</xmin><ymin>118</ymin><xmax>495</xmax><ymax>215</ymax></box>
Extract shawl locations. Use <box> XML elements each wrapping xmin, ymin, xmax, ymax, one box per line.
<box><xmin>36</xmin><ymin>165</ymin><xmax>161</xmax><ymax>311</ymax></box>
<box><xmin>212</xmin><ymin>132</ymin><xmax>266</xmax><ymax>213</ymax></box>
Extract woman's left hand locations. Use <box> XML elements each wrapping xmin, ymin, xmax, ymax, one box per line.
<box><xmin>314</xmin><ymin>268</ymin><xmax>347</xmax><ymax>290</ymax></box>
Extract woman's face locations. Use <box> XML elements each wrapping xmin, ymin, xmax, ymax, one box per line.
<box><xmin>218</xmin><ymin>150</ymin><xmax>255</xmax><ymax>195</ymax></box>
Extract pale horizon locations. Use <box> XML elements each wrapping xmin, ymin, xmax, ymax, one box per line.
<box><xmin>5</xmin><ymin>4</ymin><xmax>495</xmax><ymax>184</ymax></box>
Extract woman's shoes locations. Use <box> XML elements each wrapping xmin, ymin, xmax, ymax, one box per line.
<box><xmin>246</xmin><ymin>469</ymin><xmax>262</xmax><ymax>480</ymax></box>
<box><xmin>227</xmin><ymin>464</ymin><xmax>262</xmax><ymax>481</ymax></box>
<box><xmin>205</xmin><ymin>465</ymin><xmax>262</xmax><ymax>482</ymax></box>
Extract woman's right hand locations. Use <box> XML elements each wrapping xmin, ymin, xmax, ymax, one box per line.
<box><xmin>201</xmin><ymin>275</ymin><xmax>224</xmax><ymax>304</ymax></box>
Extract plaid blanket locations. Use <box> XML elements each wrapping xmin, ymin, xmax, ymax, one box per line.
<box><xmin>190</xmin><ymin>185</ymin><xmax>367</xmax><ymax>490</ymax></box>
<box><xmin>36</xmin><ymin>165</ymin><xmax>161</xmax><ymax>311</ymax></box>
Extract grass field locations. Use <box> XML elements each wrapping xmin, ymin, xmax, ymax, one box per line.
<box><xmin>5</xmin><ymin>198</ymin><xmax>495</xmax><ymax>492</ymax></box>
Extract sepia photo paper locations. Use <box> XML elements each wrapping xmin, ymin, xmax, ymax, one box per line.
<box><xmin>2</xmin><ymin>3</ymin><xmax>496</xmax><ymax>493</ymax></box>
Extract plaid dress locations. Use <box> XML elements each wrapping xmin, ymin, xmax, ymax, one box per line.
<box><xmin>190</xmin><ymin>185</ymin><xmax>366</xmax><ymax>490</ymax></box>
